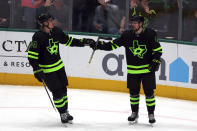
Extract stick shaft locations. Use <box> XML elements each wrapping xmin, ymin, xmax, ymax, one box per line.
<box><xmin>88</xmin><ymin>36</ymin><xmax>112</xmax><ymax>64</ymax></box>
<box><xmin>88</xmin><ymin>37</ymin><xmax>100</xmax><ymax>64</ymax></box>
<box><xmin>88</xmin><ymin>50</ymin><xmax>96</xmax><ymax>64</ymax></box>
<box><xmin>42</xmin><ymin>81</ymin><xmax>56</xmax><ymax>111</ymax></box>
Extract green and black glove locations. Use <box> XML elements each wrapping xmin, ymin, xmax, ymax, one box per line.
<box><xmin>80</xmin><ymin>38</ymin><xmax>95</xmax><ymax>46</ymax></box>
<box><xmin>148</xmin><ymin>59</ymin><xmax>161</xmax><ymax>72</ymax></box>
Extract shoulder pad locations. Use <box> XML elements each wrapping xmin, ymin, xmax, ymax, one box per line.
<box><xmin>33</xmin><ymin>31</ymin><xmax>45</xmax><ymax>41</ymax></box>
<box><xmin>122</xmin><ymin>30</ymin><xmax>133</xmax><ymax>35</ymax></box>
<box><xmin>144</xmin><ymin>28</ymin><xmax>156</xmax><ymax>36</ymax></box>
<box><xmin>53</xmin><ymin>26</ymin><xmax>62</xmax><ymax>32</ymax></box>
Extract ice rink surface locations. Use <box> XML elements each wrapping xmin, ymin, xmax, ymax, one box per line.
<box><xmin>0</xmin><ymin>85</ymin><xmax>197</xmax><ymax>131</ymax></box>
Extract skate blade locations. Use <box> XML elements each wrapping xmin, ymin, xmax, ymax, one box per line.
<box><xmin>129</xmin><ymin>119</ymin><xmax>138</xmax><ymax>125</ymax></box>
<box><xmin>62</xmin><ymin>121</ymin><xmax>73</xmax><ymax>127</ymax></box>
<box><xmin>62</xmin><ymin>123</ymin><xmax>68</xmax><ymax>127</ymax></box>
<box><xmin>68</xmin><ymin>120</ymin><xmax>73</xmax><ymax>124</ymax></box>
<box><xmin>149</xmin><ymin>122</ymin><xmax>155</xmax><ymax>127</ymax></box>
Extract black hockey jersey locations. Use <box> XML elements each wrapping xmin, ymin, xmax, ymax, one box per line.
<box><xmin>96</xmin><ymin>28</ymin><xmax>162</xmax><ymax>74</ymax></box>
<box><xmin>28</xmin><ymin>27</ymin><xmax>84</xmax><ymax>74</ymax></box>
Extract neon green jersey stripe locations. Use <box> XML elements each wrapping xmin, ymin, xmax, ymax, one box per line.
<box><xmin>153</xmin><ymin>47</ymin><xmax>162</xmax><ymax>51</ymax></box>
<box><xmin>54</xmin><ymin>96</ymin><xmax>68</xmax><ymax>104</ymax></box>
<box><xmin>146</xmin><ymin>103</ymin><xmax>155</xmax><ymax>106</ymax></box>
<box><xmin>111</xmin><ymin>45</ymin><xmax>115</xmax><ymax>50</ymax></box>
<box><xmin>43</xmin><ymin>63</ymin><xmax>64</xmax><ymax>73</ymax></box>
<box><xmin>130</xmin><ymin>101</ymin><xmax>139</xmax><ymax>105</ymax></box>
<box><xmin>55</xmin><ymin>100</ymin><xmax>68</xmax><ymax>108</ymax></box>
<box><xmin>111</xmin><ymin>41</ymin><xmax>119</xmax><ymax>48</ymax></box>
<box><xmin>127</xmin><ymin>64</ymin><xmax>149</xmax><ymax>69</ymax></box>
<box><xmin>127</xmin><ymin>69</ymin><xmax>150</xmax><ymax>74</ymax></box>
<box><xmin>130</xmin><ymin>97</ymin><xmax>140</xmax><ymax>101</ymax></box>
<box><xmin>146</xmin><ymin>98</ymin><xmax>155</xmax><ymax>102</ymax></box>
<box><xmin>28</xmin><ymin>51</ymin><xmax>38</xmax><ymax>55</ymax></box>
<box><xmin>28</xmin><ymin>55</ymin><xmax>38</xmax><ymax>59</ymax></box>
<box><xmin>39</xmin><ymin>60</ymin><xmax>62</xmax><ymax>68</ymax></box>
<box><xmin>113</xmin><ymin>44</ymin><xmax>119</xmax><ymax>49</ymax></box>
<box><xmin>34</xmin><ymin>69</ymin><xmax>43</xmax><ymax>74</ymax></box>
<box><xmin>67</xmin><ymin>37</ymin><xmax>73</xmax><ymax>47</ymax></box>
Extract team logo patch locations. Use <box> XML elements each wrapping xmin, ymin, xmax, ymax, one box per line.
<box><xmin>47</xmin><ymin>38</ymin><xmax>59</xmax><ymax>55</ymax></box>
<box><xmin>129</xmin><ymin>40</ymin><xmax>147</xmax><ymax>59</ymax></box>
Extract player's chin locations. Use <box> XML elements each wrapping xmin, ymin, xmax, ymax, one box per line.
<box><xmin>50</xmin><ymin>25</ymin><xmax>55</xmax><ymax>29</ymax></box>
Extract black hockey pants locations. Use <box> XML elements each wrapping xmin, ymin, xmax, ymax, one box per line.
<box><xmin>43</xmin><ymin>67</ymin><xmax>69</xmax><ymax>114</ymax></box>
<box><xmin>127</xmin><ymin>73</ymin><xmax>156</xmax><ymax>114</ymax></box>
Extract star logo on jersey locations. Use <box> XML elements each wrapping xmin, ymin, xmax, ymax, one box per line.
<box><xmin>129</xmin><ymin>40</ymin><xmax>147</xmax><ymax>59</ymax></box>
<box><xmin>47</xmin><ymin>39</ymin><xmax>59</xmax><ymax>55</ymax></box>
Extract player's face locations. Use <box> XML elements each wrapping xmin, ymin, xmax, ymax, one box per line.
<box><xmin>98</xmin><ymin>0</ymin><xmax>105</xmax><ymax>5</ymax></box>
<box><xmin>131</xmin><ymin>21</ymin><xmax>141</xmax><ymax>31</ymax></box>
<box><xmin>47</xmin><ymin>18</ymin><xmax>54</xmax><ymax>29</ymax></box>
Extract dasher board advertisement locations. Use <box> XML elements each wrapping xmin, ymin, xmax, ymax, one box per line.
<box><xmin>0</xmin><ymin>31</ymin><xmax>197</xmax><ymax>89</ymax></box>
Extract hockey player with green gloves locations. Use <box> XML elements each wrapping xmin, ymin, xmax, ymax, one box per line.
<box><xmin>27</xmin><ymin>13</ymin><xmax>95</xmax><ymax>124</ymax></box>
<box><xmin>90</xmin><ymin>15</ymin><xmax>162</xmax><ymax>124</ymax></box>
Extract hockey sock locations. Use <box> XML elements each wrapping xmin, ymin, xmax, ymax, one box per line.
<box><xmin>54</xmin><ymin>95</ymin><xmax>68</xmax><ymax>114</ymax></box>
<box><xmin>146</xmin><ymin>95</ymin><xmax>155</xmax><ymax>114</ymax></box>
<box><xmin>130</xmin><ymin>94</ymin><xmax>140</xmax><ymax>112</ymax></box>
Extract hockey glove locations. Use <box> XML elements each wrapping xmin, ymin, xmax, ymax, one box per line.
<box><xmin>148</xmin><ymin>59</ymin><xmax>161</xmax><ymax>72</ymax></box>
<box><xmin>89</xmin><ymin>41</ymin><xmax>98</xmax><ymax>50</ymax></box>
<box><xmin>80</xmin><ymin>38</ymin><xmax>95</xmax><ymax>46</ymax></box>
<box><xmin>34</xmin><ymin>71</ymin><xmax>44</xmax><ymax>82</ymax></box>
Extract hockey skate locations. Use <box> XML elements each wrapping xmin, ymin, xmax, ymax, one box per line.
<box><xmin>128</xmin><ymin>112</ymin><xmax>139</xmax><ymax>124</ymax></box>
<box><xmin>60</xmin><ymin>111</ymin><xmax>73</xmax><ymax>124</ymax></box>
<box><xmin>66</xmin><ymin>111</ymin><xmax>73</xmax><ymax>122</ymax></box>
<box><xmin>148</xmin><ymin>114</ymin><xmax>156</xmax><ymax>125</ymax></box>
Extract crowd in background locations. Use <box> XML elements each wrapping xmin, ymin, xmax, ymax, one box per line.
<box><xmin>0</xmin><ymin>0</ymin><xmax>197</xmax><ymax>42</ymax></box>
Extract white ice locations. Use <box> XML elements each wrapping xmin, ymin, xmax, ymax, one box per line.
<box><xmin>0</xmin><ymin>85</ymin><xmax>197</xmax><ymax>131</ymax></box>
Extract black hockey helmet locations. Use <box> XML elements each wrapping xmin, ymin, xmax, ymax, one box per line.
<box><xmin>130</xmin><ymin>15</ymin><xmax>144</xmax><ymax>23</ymax></box>
<box><xmin>37</xmin><ymin>13</ymin><xmax>54</xmax><ymax>27</ymax></box>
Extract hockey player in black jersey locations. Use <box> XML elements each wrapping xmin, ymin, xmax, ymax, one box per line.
<box><xmin>90</xmin><ymin>15</ymin><xmax>162</xmax><ymax>124</ymax></box>
<box><xmin>27</xmin><ymin>13</ymin><xmax>95</xmax><ymax>124</ymax></box>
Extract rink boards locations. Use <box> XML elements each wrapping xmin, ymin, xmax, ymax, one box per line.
<box><xmin>0</xmin><ymin>30</ymin><xmax>197</xmax><ymax>101</ymax></box>
<box><xmin>0</xmin><ymin>73</ymin><xmax>197</xmax><ymax>101</ymax></box>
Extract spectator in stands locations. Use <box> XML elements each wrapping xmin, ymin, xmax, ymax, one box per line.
<box><xmin>49</xmin><ymin>0</ymin><xmax>70</xmax><ymax>30</ymax></box>
<box><xmin>72</xmin><ymin>0</ymin><xmax>86</xmax><ymax>31</ymax></box>
<box><xmin>93</xmin><ymin>0</ymin><xmax>123</xmax><ymax>34</ymax></box>
<box><xmin>0</xmin><ymin>1</ymin><xmax>10</xmax><ymax>28</ymax></box>
<box><xmin>36</xmin><ymin>0</ymin><xmax>53</xmax><ymax>17</ymax></box>
<box><xmin>130</xmin><ymin>0</ymin><xmax>156</xmax><ymax>28</ymax></box>
<box><xmin>130</xmin><ymin>0</ymin><xmax>140</xmax><ymax>13</ymax></box>
<box><xmin>111</xmin><ymin>0</ymin><xmax>125</xmax><ymax>12</ymax></box>
<box><xmin>81</xmin><ymin>0</ymin><xmax>99</xmax><ymax>32</ymax></box>
<box><xmin>72</xmin><ymin>0</ymin><xmax>99</xmax><ymax>32</ymax></box>
<box><xmin>182</xmin><ymin>2</ymin><xmax>197</xmax><ymax>42</ymax></box>
<box><xmin>21</xmin><ymin>0</ymin><xmax>44</xmax><ymax>29</ymax></box>
<box><xmin>111</xmin><ymin>0</ymin><xmax>126</xmax><ymax>33</ymax></box>
<box><xmin>13</xmin><ymin>0</ymin><xmax>25</xmax><ymax>28</ymax></box>
<box><xmin>191</xmin><ymin>10</ymin><xmax>197</xmax><ymax>42</ymax></box>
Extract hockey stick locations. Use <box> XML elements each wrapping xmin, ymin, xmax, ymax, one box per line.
<box><xmin>88</xmin><ymin>36</ymin><xmax>100</xmax><ymax>64</ymax></box>
<box><xmin>42</xmin><ymin>80</ymin><xmax>56</xmax><ymax>111</ymax></box>
<box><xmin>88</xmin><ymin>36</ymin><xmax>112</xmax><ymax>64</ymax></box>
